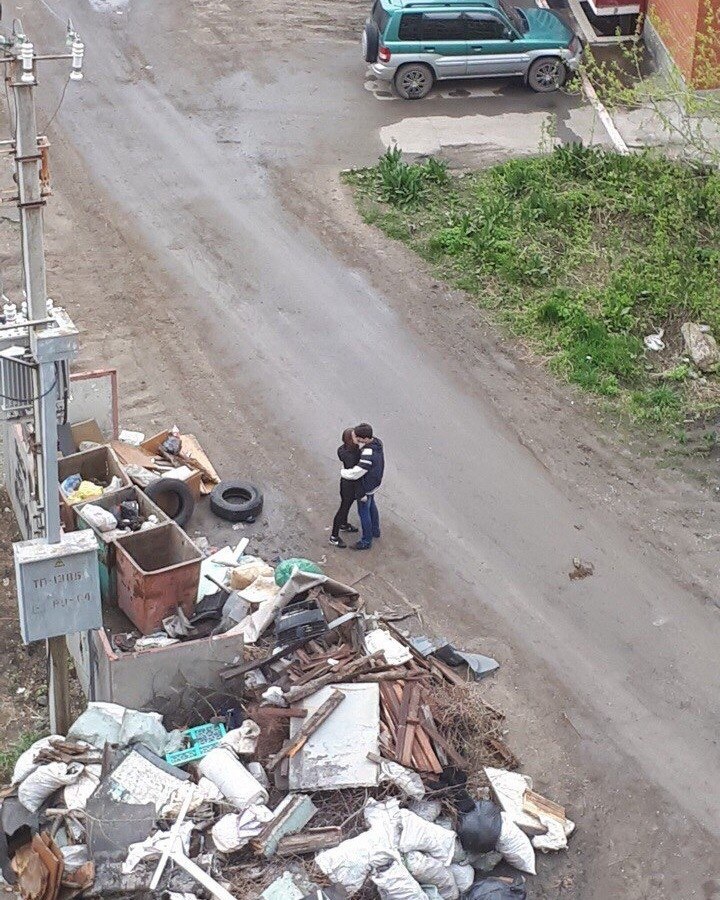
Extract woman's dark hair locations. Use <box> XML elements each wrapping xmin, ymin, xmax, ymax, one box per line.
<box><xmin>342</xmin><ymin>427</ymin><xmax>355</xmax><ymax>448</ymax></box>
<box><xmin>354</xmin><ymin>423</ymin><xmax>373</xmax><ymax>440</ymax></box>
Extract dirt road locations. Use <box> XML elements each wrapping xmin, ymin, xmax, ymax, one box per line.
<box><xmin>6</xmin><ymin>0</ymin><xmax>720</xmax><ymax>894</ymax></box>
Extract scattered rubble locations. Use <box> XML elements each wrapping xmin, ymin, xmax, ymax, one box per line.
<box><xmin>0</xmin><ymin>552</ymin><xmax>575</xmax><ymax>898</ymax></box>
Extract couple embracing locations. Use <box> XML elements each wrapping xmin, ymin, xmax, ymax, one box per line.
<box><xmin>330</xmin><ymin>423</ymin><xmax>384</xmax><ymax>551</ymax></box>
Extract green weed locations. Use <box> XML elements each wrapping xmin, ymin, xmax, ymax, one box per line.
<box><xmin>0</xmin><ymin>730</ymin><xmax>42</xmax><ymax>784</ymax></box>
<box><xmin>348</xmin><ymin>146</ymin><xmax>720</xmax><ymax>427</ymax></box>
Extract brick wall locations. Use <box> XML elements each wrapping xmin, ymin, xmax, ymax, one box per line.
<box><xmin>648</xmin><ymin>0</ymin><xmax>720</xmax><ymax>85</ymax></box>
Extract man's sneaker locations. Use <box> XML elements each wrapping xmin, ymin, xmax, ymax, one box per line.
<box><xmin>372</xmin><ymin>532</ymin><xmax>381</xmax><ymax>539</ymax></box>
<box><xmin>352</xmin><ymin>540</ymin><xmax>372</xmax><ymax>551</ymax></box>
<box><xmin>329</xmin><ymin>535</ymin><xmax>347</xmax><ymax>548</ymax></box>
<box><xmin>339</xmin><ymin>524</ymin><xmax>359</xmax><ymax>533</ymax></box>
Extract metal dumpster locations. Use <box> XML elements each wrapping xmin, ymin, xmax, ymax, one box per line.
<box><xmin>58</xmin><ymin>445</ymin><xmax>130</xmax><ymax>532</ymax></box>
<box><xmin>75</xmin><ymin>486</ymin><xmax>169</xmax><ymax>604</ymax></box>
<box><xmin>115</xmin><ymin>522</ymin><xmax>202</xmax><ymax>634</ymax></box>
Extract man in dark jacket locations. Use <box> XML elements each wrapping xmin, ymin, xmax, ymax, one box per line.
<box><xmin>341</xmin><ymin>422</ymin><xmax>384</xmax><ymax>550</ymax></box>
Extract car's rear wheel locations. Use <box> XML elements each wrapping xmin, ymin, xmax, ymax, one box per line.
<box><xmin>527</xmin><ymin>57</ymin><xmax>567</xmax><ymax>92</ymax></box>
<box><xmin>394</xmin><ymin>63</ymin><xmax>434</xmax><ymax>100</ymax></box>
<box><xmin>363</xmin><ymin>20</ymin><xmax>379</xmax><ymax>63</ymax></box>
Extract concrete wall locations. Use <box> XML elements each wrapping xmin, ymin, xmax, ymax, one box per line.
<box><xmin>647</xmin><ymin>0</ymin><xmax>720</xmax><ymax>87</ymax></box>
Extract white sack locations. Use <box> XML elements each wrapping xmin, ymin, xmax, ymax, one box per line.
<box><xmin>64</xmin><ymin>763</ymin><xmax>102</xmax><ymax>810</ymax></box>
<box><xmin>19</xmin><ymin>761</ymin><xmax>84</xmax><ymax>812</ymax></box>
<box><xmin>398</xmin><ymin>810</ymin><xmax>456</xmax><ymax>864</ymax></box>
<box><xmin>12</xmin><ymin>736</ymin><xmax>64</xmax><ymax>785</ymax></box>
<box><xmin>496</xmin><ymin>811</ymin><xmax>536</xmax><ymax>875</ymax></box>
<box><xmin>450</xmin><ymin>863</ymin><xmax>475</xmax><ymax>893</ymax></box>
<box><xmin>371</xmin><ymin>856</ymin><xmax>426</xmax><ymax>900</ymax></box>
<box><xmin>405</xmin><ymin>850</ymin><xmax>459</xmax><ymax>900</ymax></box>
<box><xmin>211</xmin><ymin>805</ymin><xmax>273</xmax><ymax>853</ymax></box>
<box><xmin>408</xmin><ymin>799</ymin><xmax>442</xmax><ymax>823</ymax></box>
<box><xmin>79</xmin><ymin>503</ymin><xmax>118</xmax><ymax>533</ymax></box>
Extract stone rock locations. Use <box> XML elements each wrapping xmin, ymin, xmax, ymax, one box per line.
<box><xmin>681</xmin><ymin>322</ymin><xmax>719</xmax><ymax>372</ymax></box>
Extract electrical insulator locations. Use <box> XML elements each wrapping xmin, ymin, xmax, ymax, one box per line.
<box><xmin>70</xmin><ymin>38</ymin><xmax>84</xmax><ymax>81</ymax></box>
<box><xmin>20</xmin><ymin>42</ymin><xmax>34</xmax><ymax>84</ymax></box>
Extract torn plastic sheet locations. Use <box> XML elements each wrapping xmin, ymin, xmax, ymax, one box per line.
<box><xmin>409</xmin><ymin>637</ymin><xmax>498</xmax><ymax>681</ymax></box>
<box><xmin>122</xmin><ymin>822</ymin><xmax>193</xmax><ymax>874</ymax></box>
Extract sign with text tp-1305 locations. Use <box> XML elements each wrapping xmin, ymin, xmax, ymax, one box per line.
<box><xmin>14</xmin><ymin>530</ymin><xmax>102</xmax><ymax>643</ymax></box>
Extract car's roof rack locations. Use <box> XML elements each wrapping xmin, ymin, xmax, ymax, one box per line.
<box><xmin>400</xmin><ymin>0</ymin><xmax>493</xmax><ymax>7</ymax></box>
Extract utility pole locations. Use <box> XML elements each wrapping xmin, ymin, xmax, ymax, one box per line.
<box><xmin>1</xmin><ymin>20</ymin><xmax>84</xmax><ymax>734</ymax></box>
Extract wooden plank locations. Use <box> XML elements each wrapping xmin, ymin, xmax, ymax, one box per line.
<box><xmin>284</xmin><ymin>652</ymin><xmax>383</xmax><ymax>704</ymax></box>
<box><xmin>395</xmin><ymin>683</ymin><xmax>413</xmax><ymax>767</ymax></box>
<box><xmin>276</xmin><ymin>827</ymin><xmax>343</xmax><ymax>856</ymax></box>
<box><xmin>523</xmin><ymin>789</ymin><xmax>566</xmax><ymax>822</ymax></box>
<box><xmin>266</xmin><ymin>690</ymin><xmax>345</xmax><ymax>771</ymax></box>
<box><xmin>429</xmin><ymin>656</ymin><xmax>467</xmax><ymax>687</ymax></box>
<box><xmin>400</xmin><ymin>683</ymin><xmax>421</xmax><ymax>768</ymax></box>
<box><xmin>248</xmin><ymin>706</ymin><xmax>308</xmax><ymax>720</ymax></box>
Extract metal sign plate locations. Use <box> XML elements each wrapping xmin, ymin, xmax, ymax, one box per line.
<box><xmin>14</xmin><ymin>530</ymin><xmax>102</xmax><ymax>643</ymax></box>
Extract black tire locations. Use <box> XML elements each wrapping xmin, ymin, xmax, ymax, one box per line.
<box><xmin>527</xmin><ymin>57</ymin><xmax>567</xmax><ymax>93</ymax></box>
<box><xmin>394</xmin><ymin>63</ymin><xmax>434</xmax><ymax>100</ymax></box>
<box><xmin>210</xmin><ymin>480</ymin><xmax>263</xmax><ymax>523</ymax></box>
<box><xmin>363</xmin><ymin>20</ymin><xmax>379</xmax><ymax>64</ymax></box>
<box><xmin>145</xmin><ymin>478</ymin><xmax>195</xmax><ymax>528</ymax></box>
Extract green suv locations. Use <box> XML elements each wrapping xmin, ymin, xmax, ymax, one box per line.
<box><xmin>362</xmin><ymin>0</ymin><xmax>583</xmax><ymax>99</ymax></box>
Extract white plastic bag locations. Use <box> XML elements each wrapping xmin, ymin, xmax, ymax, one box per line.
<box><xmin>12</xmin><ymin>736</ymin><xmax>64</xmax><ymax>785</ymax></box>
<box><xmin>67</xmin><ymin>702</ymin><xmax>126</xmax><ymax>747</ymax></box>
<box><xmin>496</xmin><ymin>812</ymin><xmax>536</xmax><ymax>875</ymax></box>
<box><xmin>404</xmin><ymin>850</ymin><xmax>459</xmax><ymax>899</ymax></box>
<box><xmin>19</xmin><ymin>761</ymin><xmax>84</xmax><ymax>812</ymax></box>
<box><xmin>364</xmin><ymin>798</ymin><xmax>403</xmax><ymax>846</ymax></box>
<box><xmin>378</xmin><ymin>759</ymin><xmax>425</xmax><ymax>800</ymax></box>
<box><xmin>220</xmin><ymin>721</ymin><xmax>260</xmax><ymax>756</ymax></box>
<box><xmin>79</xmin><ymin>503</ymin><xmax>118</xmax><ymax>533</ymax></box>
<box><xmin>398</xmin><ymin>810</ymin><xmax>456</xmax><ymax>864</ymax></box>
<box><xmin>211</xmin><ymin>805</ymin><xmax>273</xmax><ymax>853</ymax></box>
<box><xmin>198</xmin><ymin>747</ymin><xmax>268</xmax><ymax>809</ymax></box>
<box><xmin>371</xmin><ymin>856</ymin><xmax>426</xmax><ymax>900</ymax></box>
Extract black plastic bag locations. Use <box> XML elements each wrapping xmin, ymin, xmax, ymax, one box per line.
<box><xmin>463</xmin><ymin>875</ymin><xmax>527</xmax><ymax>899</ymax></box>
<box><xmin>458</xmin><ymin>800</ymin><xmax>503</xmax><ymax>854</ymax></box>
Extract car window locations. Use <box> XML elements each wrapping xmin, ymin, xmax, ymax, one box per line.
<box><xmin>371</xmin><ymin>0</ymin><xmax>390</xmax><ymax>35</ymax></box>
<box><xmin>398</xmin><ymin>12</ymin><xmax>423</xmax><ymax>40</ymax></box>
<box><xmin>422</xmin><ymin>13</ymin><xmax>465</xmax><ymax>41</ymax></box>
<box><xmin>464</xmin><ymin>14</ymin><xmax>507</xmax><ymax>40</ymax></box>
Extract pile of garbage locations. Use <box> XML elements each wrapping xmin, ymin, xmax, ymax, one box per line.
<box><xmin>79</xmin><ymin>500</ymin><xmax>161</xmax><ymax>537</ymax></box>
<box><xmin>1</xmin><ymin>559</ymin><xmax>575</xmax><ymax>899</ymax></box>
<box><xmin>60</xmin><ymin>474</ymin><xmax>124</xmax><ymax>507</ymax></box>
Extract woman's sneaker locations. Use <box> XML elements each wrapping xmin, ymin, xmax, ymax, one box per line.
<box><xmin>339</xmin><ymin>524</ymin><xmax>359</xmax><ymax>533</ymax></box>
<box><xmin>329</xmin><ymin>535</ymin><xmax>347</xmax><ymax>548</ymax></box>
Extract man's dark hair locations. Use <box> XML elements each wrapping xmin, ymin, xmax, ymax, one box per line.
<box><xmin>355</xmin><ymin>423</ymin><xmax>373</xmax><ymax>439</ymax></box>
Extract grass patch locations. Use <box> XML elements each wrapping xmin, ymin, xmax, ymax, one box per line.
<box><xmin>345</xmin><ymin>146</ymin><xmax>720</xmax><ymax>429</ymax></box>
<box><xmin>0</xmin><ymin>729</ymin><xmax>41</xmax><ymax>784</ymax></box>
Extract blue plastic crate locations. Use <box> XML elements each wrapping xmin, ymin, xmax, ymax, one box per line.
<box><xmin>165</xmin><ymin>722</ymin><xmax>227</xmax><ymax>766</ymax></box>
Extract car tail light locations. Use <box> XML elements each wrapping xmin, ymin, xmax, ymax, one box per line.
<box><xmin>379</xmin><ymin>46</ymin><xmax>391</xmax><ymax>63</ymax></box>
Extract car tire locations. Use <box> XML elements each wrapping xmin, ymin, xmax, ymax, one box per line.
<box><xmin>145</xmin><ymin>478</ymin><xmax>195</xmax><ymax>528</ymax></box>
<box><xmin>363</xmin><ymin>20</ymin><xmax>379</xmax><ymax>64</ymax></box>
<box><xmin>394</xmin><ymin>63</ymin><xmax>434</xmax><ymax>100</ymax></box>
<box><xmin>210</xmin><ymin>480</ymin><xmax>264</xmax><ymax>523</ymax></box>
<box><xmin>527</xmin><ymin>57</ymin><xmax>567</xmax><ymax>93</ymax></box>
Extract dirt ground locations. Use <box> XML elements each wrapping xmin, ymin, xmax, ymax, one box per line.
<box><xmin>0</xmin><ymin>0</ymin><xmax>718</xmax><ymax>897</ymax></box>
